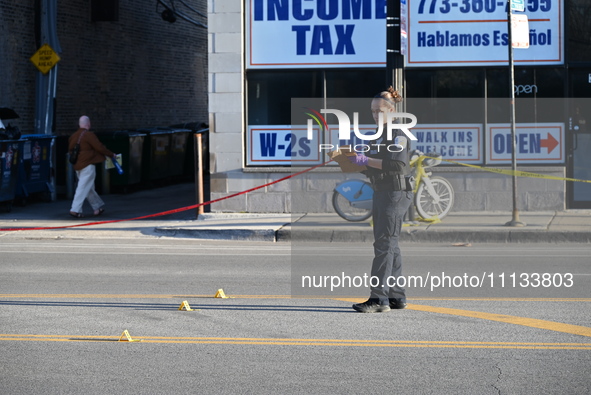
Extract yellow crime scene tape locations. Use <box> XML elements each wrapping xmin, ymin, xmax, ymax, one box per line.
<box><xmin>425</xmin><ymin>156</ymin><xmax>591</xmax><ymax>184</ymax></box>
<box><xmin>403</xmin><ymin>156</ymin><xmax>591</xmax><ymax>224</ymax></box>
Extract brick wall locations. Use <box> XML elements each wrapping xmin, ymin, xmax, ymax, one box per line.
<box><xmin>0</xmin><ymin>2</ymin><xmax>37</xmax><ymax>128</ymax></box>
<box><xmin>0</xmin><ymin>0</ymin><xmax>208</xmax><ymax>135</ymax></box>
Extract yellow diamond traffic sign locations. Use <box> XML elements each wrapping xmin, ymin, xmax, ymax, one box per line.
<box><xmin>30</xmin><ymin>43</ymin><xmax>61</xmax><ymax>75</ymax></box>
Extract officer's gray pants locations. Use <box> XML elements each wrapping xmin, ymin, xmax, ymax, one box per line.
<box><xmin>369</xmin><ymin>190</ymin><xmax>413</xmax><ymax>303</ymax></box>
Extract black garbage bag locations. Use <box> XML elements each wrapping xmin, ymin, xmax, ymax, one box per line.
<box><xmin>0</xmin><ymin>124</ymin><xmax>21</xmax><ymax>140</ymax></box>
<box><xmin>0</xmin><ymin>108</ymin><xmax>21</xmax><ymax>140</ymax></box>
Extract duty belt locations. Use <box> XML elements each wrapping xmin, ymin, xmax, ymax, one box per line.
<box><xmin>370</xmin><ymin>173</ymin><xmax>413</xmax><ymax>192</ymax></box>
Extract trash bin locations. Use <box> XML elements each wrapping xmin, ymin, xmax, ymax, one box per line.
<box><xmin>0</xmin><ymin>139</ymin><xmax>25</xmax><ymax>211</ymax></box>
<box><xmin>137</xmin><ymin>128</ymin><xmax>173</xmax><ymax>182</ymax></box>
<box><xmin>54</xmin><ymin>135</ymin><xmax>70</xmax><ymax>197</ymax></box>
<box><xmin>169</xmin><ymin>122</ymin><xmax>209</xmax><ymax>178</ymax></box>
<box><xmin>16</xmin><ymin>134</ymin><xmax>55</xmax><ymax>201</ymax></box>
<box><xmin>96</xmin><ymin>130</ymin><xmax>145</xmax><ymax>188</ymax></box>
<box><xmin>169</xmin><ymin>128</ymin><xmax>191</xmax><ymax>178</ymax></box>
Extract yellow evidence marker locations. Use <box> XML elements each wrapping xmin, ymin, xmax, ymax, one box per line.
<box><xmin>214</xmin><ymin>289</ymin><xmax>229</xmax><ymax>299</ymax></box>
<box><xmin>118</xmin><ymin>330</ymin><xmax>141</xmax><ymax>342</ymax></box>
<box><xmin>178</xmin><ymin>300</ymin><xmax>196</xmax><ymax>311</ymax></box>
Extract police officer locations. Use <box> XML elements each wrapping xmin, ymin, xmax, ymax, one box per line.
<box><xmin>348</xmin><ymin>87</ymin><xmax>414</xmax><ymax>313</ymax></box>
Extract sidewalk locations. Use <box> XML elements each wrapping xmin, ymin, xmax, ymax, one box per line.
<box><xmin>1</xmin><ymin>182</ymin><xmax>590</xmax><ymax>243</ymax></box>
<box><xmin>155</xmin><ymin>211</ymin><xmax>591</xmax><ymax>243</ymax></box>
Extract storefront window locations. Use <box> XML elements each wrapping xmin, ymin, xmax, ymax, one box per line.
<box><xmin>486</xmin><ymin>67</ymin><xmax>565</xmax><ymax>99</ymax></box>
<box><xmin>246</xmin><ymin>69</ymin><xmax>386</xmax><ymax>166</ymax></box>
<box><xmin>406</xmin><ymin>70</ymin><xmax>435</xmax><ymax>98</ymax></box>
<box><xmin>247</xmin><ymin>70</ymin><xmax>322</xmax><ymax>125</ymax></box>
<box><xmin>435</xmin><ymin>69</ymin><xmax>484</xmax><ymax>98</ymax></box>
<box><xmin>406</xmin><ymin>69</ymin><xmax>484</xmax><ymax>98</ymax></box>
<box><xmin>247</xmin><ymin>69</ymin><xmax>386</xmax><ymax>126</ymax></box>
<box><xmin>568</xmin><ymin>0</ymin><xmax>591</xmax><ymax>63</ymax></box>
<box><xmin>486</xmin><ymin>68</ymin><xmax>565</xmax><ymax>123</ymax></box>
<box><xmin>247</xmin><ymin>69</ymin><xmax>387</xmax><ymax>127</ymax></box>
<box><xmin>485</xmin><ymin>69</ymin><xmax>510</xmax><ymax>98</ymax></box>
<box><xmin>406</xmin><ymin>69</ymin><xmax>484</xmax><ymax>124</ymax></box>
<box><xmin>324</xmin><ymin>70</ymin><xmax>385</xmax><ymax>98</ymax></box>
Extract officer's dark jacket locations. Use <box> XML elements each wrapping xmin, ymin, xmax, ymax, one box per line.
<box><xmin>364</xmin><ymin>125</ymin><xmax>411</xmax><ymax>190</ymax></box>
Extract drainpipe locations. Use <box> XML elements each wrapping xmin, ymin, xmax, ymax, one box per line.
<box><xmin>34</xmin><ymin>0</ymin><xmax>61</xmax><ymax>201</ymax></box>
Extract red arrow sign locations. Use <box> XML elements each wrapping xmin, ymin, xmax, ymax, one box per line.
<box><xmin>541</xmin><ymin>133</ymin><xmax>559</xmax><ymax>154</ymax></box>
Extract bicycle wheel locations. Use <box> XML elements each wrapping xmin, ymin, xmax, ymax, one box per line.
<box><xmin>332</xmin><ymin>190</ymin><xmax>372</xmax><ymax>222</ymax></box>
<box><xmin>415</xmin><ymin>176</ymin><xmax>454</xmax><ymax>219</ymax></box>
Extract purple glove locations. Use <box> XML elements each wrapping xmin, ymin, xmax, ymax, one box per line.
<box><xmin>348</xmin><ymin>154</ymin><xmax>369</xmax><ymax>166</ymax></box>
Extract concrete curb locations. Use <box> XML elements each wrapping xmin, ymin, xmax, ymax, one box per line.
<box><xmin>154</xmin><ymin>225</ymin><xmax>591</xmax><ymax>243</ymax></box>
<box><xmin>281</xmin><ymin>229</ymin><xmax>591</xmax><ymax>243</ymax></box>
<box><xmin>154</xmin><ymin>226</ymin><xmax>279</xmax><ymax>242</ymax></box>
<box><xmin>154</xmin><ymin>213</ymin><xmax>294</xmax><ymax>241</ymax></box>
<box><xmin>401</xmin><ymin>230</ymin><xmax>591</xmax><ymax>243</ymax></box>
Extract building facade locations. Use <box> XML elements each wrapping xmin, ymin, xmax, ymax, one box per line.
<box><xmin>208</xmin><ymin>0</ymin><xmax>590</xmax><ymax>213</ymax></box>
<box><xmin>0</xmin><ymin>0</ymin><xmax>208</xmax><ymax>134</ymax></box>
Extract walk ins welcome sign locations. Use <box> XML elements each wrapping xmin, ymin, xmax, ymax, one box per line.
<box><xmin>246</xmin><ymin>0</ymin><xmax>388</xmax><ymax>68</ymax></box>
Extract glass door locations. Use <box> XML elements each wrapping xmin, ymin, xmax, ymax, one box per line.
<box><xmin>567</xmin><ymin>69</ymin><xmax>591</xmax><ymax>208</ymax></box>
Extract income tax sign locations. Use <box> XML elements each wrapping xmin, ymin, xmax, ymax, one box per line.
<box><xmin>246</xmin><ymin>0</ymin><xmax>387</xmax><ymax>68</ymax></box>
<box><xmin>407</xmin><ymin>0</ymin><xmax>563</xmax><ymax>66</ymax></box>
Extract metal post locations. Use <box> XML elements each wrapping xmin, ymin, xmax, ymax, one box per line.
<box><xmin>386</xmin><ymin>0</ymin><xmax>403</xmax><ymax>94</ymax></box>
<box><xmin>66</xmin><ymin>159</ymin><xmax>75</xmax><ymax>199</ymax></box>
<box><xmin>101</xmin><ymin>163</ymin><xmax>110</xmax><ymax>195</ymax></box>
<box><xmin>387</xmin><ymin>1</ymin><xmax>415</xmax><ymax>221</ymax></box>
<box><xmin>194</xmin><ymin>133</ymin><xmax>204</xmax><ymax>216</ymax></box>
<box><xmin>35</xmin><ymin>0</ymin><xmax>61</xmax><ymax>201</ymax></box>
<box><xmin>505</xmin><ymin>3</ymin><xmax>525</xmax><ymax>227</ymax></box>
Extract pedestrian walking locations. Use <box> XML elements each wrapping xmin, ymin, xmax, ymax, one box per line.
<box><xmin>347</xmin><ymin>87</ymin><xmax>414</xmax><ymax>313</ymax></box>
<box><xmin>68</xmin><ymin>115</ymin><xmax>117</xmax><ymax>218</ymax></box>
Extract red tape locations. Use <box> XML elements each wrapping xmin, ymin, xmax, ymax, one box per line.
<box><xmin>0</xmin><ymin>161</ymin><xmax>332</xmax><ymax>232</ymax></box>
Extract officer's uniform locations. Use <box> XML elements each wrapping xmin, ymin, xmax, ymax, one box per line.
<box><xmin>364</xmin><ymin>127</ymin><xmax>414</xmax><ymax>304</ymax></box>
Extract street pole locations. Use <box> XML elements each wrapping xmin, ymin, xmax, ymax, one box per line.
<box><xmin>386</xmin><ymin>0</ymin><xmax>403</xmax><ymax>94</ymax></box>
<box><xmin>387</xmin><ymin>0</ymin><xmax>416</xmax><ymax>222</ymax></box>
<box><xmin>505</xmin><ymin>2</ymin><xmax>526</xmax><ymax>227</ymax></box>
<box><xmin>35</xmin><ymin>0</ymin><xmax>61</xmax><ymax>201</ymax></box>
<box><xmin>194</xmin><ymin>132</ymin><xmax>205</xmax><ymax>217</ymax></box>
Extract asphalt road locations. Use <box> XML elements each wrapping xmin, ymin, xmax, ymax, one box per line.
<box><xmin>1</xmin><ymin>240</ymin><xmax>590</xmax><ymax>394</ymax></box>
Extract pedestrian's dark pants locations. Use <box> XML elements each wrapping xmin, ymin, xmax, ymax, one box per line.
<box><xmin>369</xmin><ymin>190</ymin><xmax>413</xmax><ymax>303</ymax></box>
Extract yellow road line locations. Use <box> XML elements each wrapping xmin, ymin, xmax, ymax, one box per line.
<box><xmin>337</xmin><ymin>298</ymin><xmax>591</xmax><ymax>338</ymax></box>
<box><xmin>0</xmin><ymin>334</ymin><xmax>589</xmax><ymax>349</ymax></box>
<box><xmin>3</xmin><ymin>294</ymin><xmax>590</xmax><ymax>339</ymax></box>
<box><xmin>0</xmin><ymin>294</ymin><xmax>589</xmax><ymax>302</ymax></box>
<box><xmin>411</xmin><ymin>304</ymin><xmax>591</xmax><ymax>338</ymax></box>
<box><xmin>0</xmin><ymin>294</ymin><xmax>291</xmax><ymax>299</ymax></box>
<box><xmin>406</xmin><ymin>298</ymin><xmax>591</xmax><ymax>302</ymax></box>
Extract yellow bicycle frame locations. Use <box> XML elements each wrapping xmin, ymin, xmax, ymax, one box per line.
<box><xmin>409</xmin><ymin>154</ymin><xmax>429</xmax><ymax>194</ymax></box>
<box><xmin>408</xmin><ymin>155</ymin><xmax>442</xmax><ymax>223</ymax></box>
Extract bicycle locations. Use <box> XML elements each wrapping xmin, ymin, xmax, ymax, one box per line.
<box><xmin>332</xmin><ymin>150</ymin><xmax>455</xmax><ymax>222</ymax></box>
